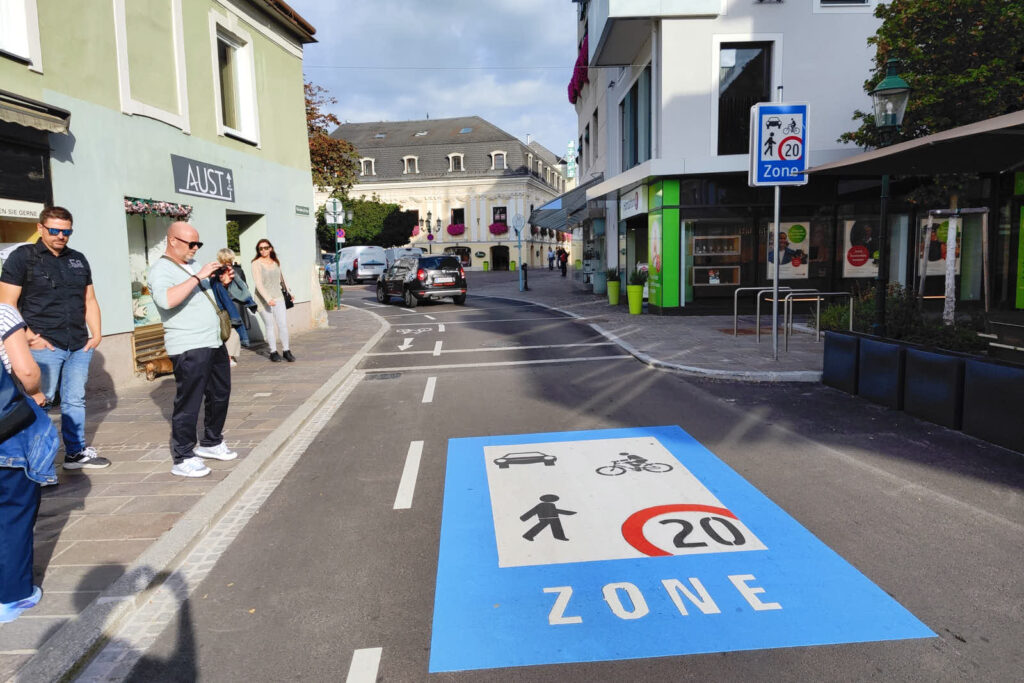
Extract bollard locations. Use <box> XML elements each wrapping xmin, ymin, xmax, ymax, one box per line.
<box><xmin>522</xmin><ymin>262</ymin><xmax>529</xmax><ymax>291</ymax></box>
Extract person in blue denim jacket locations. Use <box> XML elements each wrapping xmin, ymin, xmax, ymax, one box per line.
<box><xmin>0</xmin><ymin>322</ymin><xmax>60</xmax><ymax>623</ymax></box>
<box><xmin>212</xmin><ymin>249</ymin><xmax>257</xmax><ymax>349</ymax></box>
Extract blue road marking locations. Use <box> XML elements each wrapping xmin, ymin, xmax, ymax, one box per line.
<box><xmin>429</xmin><ymin>426</ymin><xmax>934</xmax><ymax>673</ymax></box>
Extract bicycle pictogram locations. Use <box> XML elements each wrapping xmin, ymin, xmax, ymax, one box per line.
<box><xmin>595</xmin><ymin>452</ymin><xmax>673</xmax><ymax>476</ymax></box>
<box><xmin>783</xmin><ymin>118</ymin><xmax>800</xmax><ymax>135</ymax></box>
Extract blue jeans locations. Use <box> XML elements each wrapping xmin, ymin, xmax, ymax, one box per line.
<box><xmin>31</xmin><ymin>347</ymin><xmax>92</xmax><ymax>455</ymax></box>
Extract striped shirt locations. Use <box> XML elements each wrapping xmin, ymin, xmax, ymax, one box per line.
<box><xmin>0</xmin><ymin>303</ymin><xmax>27</xmax><ymax>373</ymax></box>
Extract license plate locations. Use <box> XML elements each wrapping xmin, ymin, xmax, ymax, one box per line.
<box><xmin>435</xmin><ymin>277</ymin><xmax>455</xmax><ymax>284</ymax></box>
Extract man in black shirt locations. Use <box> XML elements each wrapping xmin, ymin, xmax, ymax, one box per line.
<box><xmin>0</xmin><ymin>206</ymin><xmax>109</xmax><ymax>469</ymax></box>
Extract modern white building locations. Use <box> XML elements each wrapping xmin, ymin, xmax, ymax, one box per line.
<box><xmin>569</xmin><ymin>0</ymin><xmax>888</xmax><ymax>312</ymax></box>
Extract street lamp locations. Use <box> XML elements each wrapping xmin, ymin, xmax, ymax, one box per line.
<box><xmin>420</xmin><ymin>211</ymin><xmax>442</xmax><ymax>253</ymax></box>
<box><xmin>869</xmin><ymin>58</ymin><xmax>911</xmax><ymax>336</ymax></box>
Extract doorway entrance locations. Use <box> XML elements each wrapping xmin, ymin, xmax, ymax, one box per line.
<box><xmin>490</xmin><ymin>245</ymin><xmax>510</xmax><ymax>271</ymax></box>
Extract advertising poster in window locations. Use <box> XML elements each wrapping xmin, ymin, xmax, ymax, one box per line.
<box><xmin>842</xmin><ymin>219</ymin><xmax>880</xmax><ymax>278</ymax></box>
<box><xmin>648</xmin><ymin>213</ymin><xmax>663</xmax><ymax>306</ymax></box>
<box><xmin>767</xmin><ymin>222</ymin><xmax>809</xmax><ymax>279</ymax></box>
<box><xmin>918</xmin><ymin>218</ymin><xmax>961</xmax><ymax>276</ymax></box>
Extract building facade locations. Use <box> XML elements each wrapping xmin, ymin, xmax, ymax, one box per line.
<box><xmin>0</xmin><ymin>0</ymin><xmax>319</xmax><ymax>386</ymax></box>
<box><xmin>568</xmin><ymin>0</ymin><xmax>1002</xmax><ymax>313</ymax></box>
<box><xmin>330</xmin><ymin>117</ymin><xmax>568</xmax><ymax>271</ymax></box>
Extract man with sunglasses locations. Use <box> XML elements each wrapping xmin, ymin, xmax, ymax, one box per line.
<box><xmin>0</xmin><ymin>206</ymin><xmax>109</xmax><ymax>470</ymax></box>
<box><xmin>148</xmin><ymin>221</ymin><xmax>237</xmax><ymax>478</ymax></box>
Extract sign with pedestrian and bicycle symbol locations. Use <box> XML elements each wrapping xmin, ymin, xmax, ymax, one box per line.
<box><xmin>749</xmin><ymin>103</ymin><xmax>810</xmax><ymax>187</ymax></box>
<box><xmin>430</xmin><ymin>426</ymin><xmax>933</xmax><ymax>673</ymax></box>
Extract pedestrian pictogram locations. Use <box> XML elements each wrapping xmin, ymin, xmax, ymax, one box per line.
<box><xmin>749</xmin><ymin>102</ymin><xmax>810</xmax><ymax>186</ymax></box>
<box><xmin>430</xmin><ymin>426</ymin><xmax>933</xmax><ymax>673</ymax></box>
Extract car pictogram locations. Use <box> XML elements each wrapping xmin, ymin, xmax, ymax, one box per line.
<box><xmin>765</xmin><ymin>116</ymin><xmax>782</xmax><ymax>129</ymax></box>
<box><xmin>493</xmin><ymin>451</ymin><xmax>557</xmax><ymax>468</ymax></box>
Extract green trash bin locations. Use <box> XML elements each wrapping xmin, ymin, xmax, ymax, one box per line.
<box><xmin>511</xmin><ymin>261</ymin><xmax>516</xmax><ymax>271</ymax></box>
<box><xmin>483</xmin><ymin>261</ymin><xmax>489</xmax><ymax>271</ymax></box>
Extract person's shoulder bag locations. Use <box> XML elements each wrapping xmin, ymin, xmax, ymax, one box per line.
<box><xmin>164</xmin><ymin>257</ymin><xmax>232</xmax><ymax>342</ymax></box>
<box><xmin>0</xmin><ymin>363</ymin><xmax>36</xmax><ymax>443</ymax></box>
<box><xmin>280</xmin><ymin>272</ymin><xmax>294</xmax><ymax>309</ymax></box>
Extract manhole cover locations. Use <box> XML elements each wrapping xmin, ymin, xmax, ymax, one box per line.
<box><xmin>365</xmin><ymin>372</ymin><xmax>402</xmax><ymax>380</ymax></box>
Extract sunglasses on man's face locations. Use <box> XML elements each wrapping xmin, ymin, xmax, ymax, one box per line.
<box><xmin>173</xmin><ymin>236</ymin><xmax>204</xmax><ymax>250</ymax></box>
<box><xmin>44</xmin><ymin>227</ymin><xmax>73</xmax><ymax>237</ymax></box>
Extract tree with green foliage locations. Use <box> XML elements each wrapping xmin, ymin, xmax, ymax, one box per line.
<box><xmin>306</xmin><ymin>81</ymin><xmax>359</xmax><ymax>195</ymax></box>
<box><xmin>315</xmin><ymin>195</ymin><xmax>415</xmax><ymax>252</ymax></box>
<box><xmin>841</xmin><ymin>0</ymin><xmax>1024</xmax><ymax>150</ymax></box>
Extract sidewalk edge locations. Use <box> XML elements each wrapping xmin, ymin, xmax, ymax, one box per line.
<box><xmin>474</xmin><ymin>294</ymin><xmax>821</xmax><ymax>383</ymax></box>
<box><xmin>9</xmin><ymin>306</ymin><xmax>389</xmax><ymax>683</ymax></box>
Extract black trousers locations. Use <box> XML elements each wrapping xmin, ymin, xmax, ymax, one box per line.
<box><xmin>169</xmin><ymin>345</ymin><xmax>231</xmax><ymax>465</ymax></box>
<box><xmin>0</xmin><ymin>467</ymin><xmax>40</xmax><ymax>603</ymax></box>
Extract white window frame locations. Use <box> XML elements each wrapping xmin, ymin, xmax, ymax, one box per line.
<box><xmin>814</xmin><ymin>0</ymin><xmax>874</xmax><ymax>13</ymax></box>
<box><xmin>360</xmin><ymin>158</ymin><xmax>375</xmax><ymax>176</ymax></box>
<box><xmin>0</xmin><ymin>0</ymin><xmax>42</xmax><ymax>72</ymax></box>
<box><xmin>448</xmin><ymin>152</ymin><xmax>465</xmax><ymax>172</ymax></box>
<box><xmin>710</xmin><ymin>33</ymin><xmax>783</xmax><ymax>158</ymax></box>
<box><xmin>403</xmin><ymin>156</ymin><xmax>419</xmax><ymax>174</ymax></box>
<box><xmin>113</xmin><ymin>0</ymin><xmax>190</xmax><ymax>131</ymax></box>
<box><xmin>491</xmin><ymin>151</ymin><xmax>507</xmax><ymax>170</ymax></box>
<box><xmin>209</xmin><ymin>9</ymin><xmax>260</xmax><ymax>145</ymax></box>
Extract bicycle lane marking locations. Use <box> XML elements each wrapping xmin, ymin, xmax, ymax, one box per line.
<box><xmin>429</xmin><ymin>425</ymin><xmax>935</xmax><ymax>673</ymax></box>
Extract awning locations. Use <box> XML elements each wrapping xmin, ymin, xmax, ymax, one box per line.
<box><xmin>528</xmin><ymin>174</ymin><xmax>604</xmax><ymax>232</ymax></box>
<box><xmin>807</xmin><ymin>109</ymin><xmax>1024</xmax><ymax>177</ymax></box>
<box><xmin>0</xmin><ymin>89</ymin><xmax>71</xmax><ymax>135</ymax></box>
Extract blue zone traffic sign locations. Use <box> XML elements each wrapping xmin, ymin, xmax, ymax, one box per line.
<box><xmin>750</xmin><ymin>102</ymin><xmax>809</xmax><ymax>186</ymax></box>
<box><xmin>429</xmin><ymin>425</ymin><xmax>933</xmax><ymax>673</ymax></box>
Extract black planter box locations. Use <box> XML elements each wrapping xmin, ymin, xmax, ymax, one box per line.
<box><xmin>858</xmin><ymin>337</ymin><xmax>905</xmax><ymax>409</ymax></box>
<box><xmin>903</xmin><ymin>347</ymin><xmax>965</xmax><ymax>429</ymax></box>
<box><xmin>822</xmin><ymin>331</ymin><xmax>859</xmax><ymax>394</ymax></box>
<box><xmin>962</xmin><ymin>359</ymin><xmax>1024</xmax><ymax>452</ymax></box>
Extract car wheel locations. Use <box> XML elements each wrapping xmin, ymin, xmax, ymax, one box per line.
<box><xmin>404</xmin><ymin>289</ymin><xmax>417</xmax><ymax>308</ymax></box>
<box><xmin>453</xmin><ymin>294</ymin><xmax>467</xmax><ymax>305</ymax></box>
<box><xmin>376</xmin><ymin>285</ymin><xmax>387</xmax><ymax>303</ymax></box>
<box><xmin>346</xmin><ymin>270</ymin><xmax>356</xmax><ymax>285</ymax></box>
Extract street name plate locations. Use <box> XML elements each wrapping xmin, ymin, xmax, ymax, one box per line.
<box><xmin>430</xmin><ymin>426</ymin><xmax>933</xmax><ymax>672</ymax></box>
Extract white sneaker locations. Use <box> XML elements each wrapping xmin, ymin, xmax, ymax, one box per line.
<box><xmin>193</xmin><ymin>442</ymin><xmax>238</xmax><ymax>461</ymax></box>
<box><xmin>171</xmin><ymin>456</ymin><xmax>211</xmax><ymax>478</ymax></box>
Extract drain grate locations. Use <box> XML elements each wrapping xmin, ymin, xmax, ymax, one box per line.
<box><xmin>365</xmin><ymin>372</ymin><xmax>403</xmax><ymax>380</ymax></box>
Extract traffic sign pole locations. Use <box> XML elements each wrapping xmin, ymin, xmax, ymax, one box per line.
<box><xmin>511</xmin><ymin>214</ymin><xmax>525</xmax><ymax>292</ymax></box>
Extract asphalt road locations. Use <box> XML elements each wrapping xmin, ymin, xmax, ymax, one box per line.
<box><xmin>124</xmin><ymin>289</ymin><xmax>1023</xmax><ymax>682</ymax></box>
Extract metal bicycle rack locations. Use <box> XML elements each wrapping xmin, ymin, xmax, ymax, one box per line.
<box><xmin>756</xmin><ymin>288</ymin><xmax>819</xmax><ymax>342</ymax></box>
<box><xmin>783</xmin><ymin>291</ymin><xmax>854</xmax><ymax>351</ymax></box>
<box><xmin>732</xmin><ymin>286</ymin><xmax>801</xmax><ymax>337</ymax></box>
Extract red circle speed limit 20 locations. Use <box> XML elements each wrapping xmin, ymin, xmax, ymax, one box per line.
<box><xmin>777</xmin><ymin>136</ymin><xmax>803</xmax><ymax>161</ymax></box>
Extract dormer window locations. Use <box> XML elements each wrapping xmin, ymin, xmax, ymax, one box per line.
<box><xmin>415</xmin><ymin>130</ymin><xmax>428</xmax><ymax>137</ymax></box>
<box><xmin>374</xmin><ymin>132</ymin><xmax>386</xmax><ymax>139</ymax></box>
<box><xmin>491</xmin><ymin>151</ymin><xmax>507</xmax><ymax>170</ymax></box>
<box><xmin>527</xmin><ymin>153</ymin><xmax>533</xmax><ymax>175</ymax></box>
<box><xmin>448</xmin><ymin>153</ymin><xmax>464</xmax><ymax>172</ymax></box>
<box><xmin>360</xmin><ymin>158</ymin><xmax>375</xmax><ymax>176</ymax></box>
<box><xmin>403</xmin><ymin>156</ymin><xmax>419</xmax><ymax>174</ymax></box>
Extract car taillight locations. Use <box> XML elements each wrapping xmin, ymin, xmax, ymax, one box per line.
<box><xmin>353</xmin><ymin>258</ymin><xmax>358</xmax><ymax>270</ymax></box>
<box><xmin>458</xmin><ymin>267</ymin><xmax>465</xmax><ymax>278</ymax></box>
<box><xmin>416</xmin><ymin>268</ymin><xmax>426</xmax><ymax>281</ymax></box>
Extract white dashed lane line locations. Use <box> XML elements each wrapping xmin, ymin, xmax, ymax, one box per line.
<box><xmin>345</xmin><ymin>647</ymin><xmax>383</xmax><ymax>683</ymax></box>
<box><xmin>422</xmin><ymin>376</ymin><xmax>437</xmax><ymax>403</ymax></box>
<box><xmin>393</xmin><ymin>441</ymin><xmax>424</xmax><ymax>510</ymax></box>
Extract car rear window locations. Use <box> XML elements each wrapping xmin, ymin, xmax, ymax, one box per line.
<box><xmin>420</xmin><ymin>256</ymin><xmax>460</xmax><ymax>270</ymax></box>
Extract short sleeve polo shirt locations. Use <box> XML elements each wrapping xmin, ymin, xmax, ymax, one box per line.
<box><xmin>0</xmin><ymin>242</ymin><xmax>93</xmax><ymax>350</ymax></box>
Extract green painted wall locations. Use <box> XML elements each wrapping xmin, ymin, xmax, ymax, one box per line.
<box><xmin>126</xmin><ymin>0</ymin><xmax>180</xmax><ymax>114</ymax></box>
<box><xmin>647</xmin><ymin>180</ymin><xmax>681</xmax><ymax>309</ymax></box>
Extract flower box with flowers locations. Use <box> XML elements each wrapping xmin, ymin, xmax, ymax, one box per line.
<box><xmin>446</xmin><ymin>223</ymin><xmax>466</xmax><ymax>236</ymax></box>
<box><xmin>412</xmin><ymin>225</ymin><xmax>420</xmax><ymax>237</ymax></box>
<box><xmin>489</xmin><ymin>222</ymin><xmax>508</xmax><ymax>235</ymax></box>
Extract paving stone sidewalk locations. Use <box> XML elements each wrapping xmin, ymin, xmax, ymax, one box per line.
<box><xmin>0</xmin><ymin>306</ymin><xmax>383</xmax><ymax>681</ymax></box>
<box><xmin>468</xmin><ymin>268</ymin><xmax>824</xmax><ymax>380</ymax></box>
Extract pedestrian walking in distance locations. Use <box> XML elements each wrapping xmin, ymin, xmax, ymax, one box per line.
<box><xmin>0</xmin><ymin>312</ymin><xmax>60</xmax><ymax>623</ymax></box>
<box><xmin>251</xmin><ymin>239</ymin><xmax>294</xmax><ymax>362</ymax></box>
<box><xmin>548</xmin><ymin>247</ymin><xmax>555</xmax><ymax>270</ymax></box>
<box><xmin>148</xmin><ymin>222</ymin><xmax>238</xmax><ymax>478</ymax></box>
<box><xmin>0</xmin><ymin>206</ymin><xmax>110</xmax><ymax>470</ymax></box>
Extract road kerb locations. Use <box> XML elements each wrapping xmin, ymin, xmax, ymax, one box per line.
<box><xmin>8</xmin><ymin>306</ymin><xmax>390</xmax><ymax>683</ymax></box>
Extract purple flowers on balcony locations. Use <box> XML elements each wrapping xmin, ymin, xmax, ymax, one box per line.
<box><xmin>489</xmin><ymin>222</ymin><xmax>508</xmax><ymax>235</ymax></box>
<box><xmin>447</xmin><ymin>223</ymin><xmax>466</xmax><ymax>236</ymax></box>
<box><xmin>567</xmin><ymin>34</ymin><xmax>589</xmax><ymax>104</ymax></box>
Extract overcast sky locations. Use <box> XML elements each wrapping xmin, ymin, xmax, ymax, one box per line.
<box><xmin>288</xmin><ymin>0</ymin><xmax>579</xmax><ymax>158</ymax></box>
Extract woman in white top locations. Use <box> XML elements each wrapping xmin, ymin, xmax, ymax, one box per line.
<box><xmin>250</xmin><ymin>239</ymin><xmax>294</xmax><ymax>362</ymax></box>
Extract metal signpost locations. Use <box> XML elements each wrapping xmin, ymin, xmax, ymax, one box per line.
<box><xmin>325</xmin><ymin>198</ymin><xmax>344</xmax><ymax>307</ymax></box>
<box><xmin>749</xmin><ymin>95</ymin><xmax>809</xmax><ymax>360</ymax></box>
<box><xmin>511</xmin><ymin>213</ymin><xmax>525</xmax><ymax>292</ymax></box>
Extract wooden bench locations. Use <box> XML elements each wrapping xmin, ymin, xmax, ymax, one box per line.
<box><xmin>132</xmin><ymin>323</ymin><xmax>171</xmax><ymax>379</ymax></box>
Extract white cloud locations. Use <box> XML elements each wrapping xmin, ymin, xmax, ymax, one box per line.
<box><xmin>289</xmin><ymin>0</ymin><xmax>579</xmax><ymax>155</ymax></box>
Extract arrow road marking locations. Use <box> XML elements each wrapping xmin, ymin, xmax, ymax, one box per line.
<box><xmin>438</xmin><ymin>323</ymin><xmax>446</xmax><ymax>332</ymax></box>
<box><xmin>346</xmin><ymin>647</ymin><xmax>383</xmax><ymax>683</ymax></box>
<box><xmin>433</xmin><ymin>341</ymin><xmax>443</xmax><ymax>356</ymax></box>
<box><xmin>394</xmin><ymin>441</ymin><xmax>424</xmax><ymax>510</ymax></box>
<box><xmin>422</xmin><ymin>376</ymin><xmax>436</xmax><ymax>403</ymax></box>
<box><xmin>398</xmin><ymin>338</ymin><xmax>414</xmax><ymax>351</ymax></box>
<box><xmin>424</xmin><ymin>314</ymin><xmax>436</xmax><ymax>320</ymax></box>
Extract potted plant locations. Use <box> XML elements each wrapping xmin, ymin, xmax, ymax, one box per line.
<box><xmin>606</xmin><ymin>268</ymin><xmax>620</xmax><ymax>305</ymax></box>
<box><xmin>627</xmin><ymin>269</ymin><xmax>647</xmax><ymax>315</ymax></box>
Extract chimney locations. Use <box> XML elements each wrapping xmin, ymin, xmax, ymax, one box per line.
<box><xmin>526</xmin><ymin>133</ymin><xmax>532</xmax><ymax>144</ymax></box>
